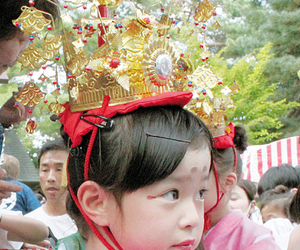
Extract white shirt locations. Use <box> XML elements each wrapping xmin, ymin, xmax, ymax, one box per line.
<box><xmin>263</xmin><ymin>218</ymin><xmax>298</xmax><ymax>250</ymax></box>
<box><xmin>25</xmin><ymin>206</ymin><xmax>78</xmax><ymax>240</ymax></box>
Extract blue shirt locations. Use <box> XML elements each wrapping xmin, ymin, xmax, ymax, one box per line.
<box><xmin>0</xmin><ymin>179</ymin><xmax>42</xmax><ymax>215</ymax></box>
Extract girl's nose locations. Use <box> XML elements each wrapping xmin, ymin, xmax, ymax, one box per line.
<box><xmin>179</xmin><ymin>200</ymin><xmax>202</xmax><ymax>230</ymax></box>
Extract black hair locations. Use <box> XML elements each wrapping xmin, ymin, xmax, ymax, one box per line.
<box><xmin>214</xmin><ymin>124</ymin><xmax>248</xmax><ymax>180</ymax></box>
<box><xmin>259</xmin><ymin>185</ymin><xmax>294</xmax><ymax>220</ymax></box>
<box><xmin>289</xmin><ymin>184</ymin><xmax>300</xmax><ymax>223</ymax></box>
<box><xmin>64</xmin><ymin>105</ymin><xmax>213</xmax><ymax>229</ymax></box>
<box><xmin>37</xmin><ymin>138</ymin><xmax>69</xmax><ymax>168</ymax></box>
<box><xmin>237</xmin><ymin>179</ymin><xmax>257</xmax><ymax>202</ymax></box>
<box><xmin>0</xmin><ymin>0</ymin><xmax>60</xmax><ymax>40</ymax></box>
<box><xmin>294</xmin><ymin>164</ymin><xmax>300</xmax><ymax>183</ymax></box>
<box><xmin>258</xmin><ymin>164</ymin><xmax>299</xmax><ymax>196</ymax></box>
<box><xmin>233</xmin><ymin>124</ymin><xmax>248</xmax><ymax>153</ymax></box>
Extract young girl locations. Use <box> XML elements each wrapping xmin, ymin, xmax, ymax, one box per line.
<box><xmin>201</xmin><ymin>123</ymin><xmax>280</xmax><ymax>249</ymax></box>
<box><xmin>259</xmin><ymin>185</ymin><xmax>295</xmax><ymax>223</ymax></box>
<box><xmin>259</xmin><ymin>185</ymin><xmax>296</xmax><ymax>249</ymax></box>
<box><xmin>229</xmin><ymin>179</ymin><xmax>257</xmax><ymax>219</ymax></box>
<box><xmin>59</xmin><ymin>91</ymin><xmax>213</xmax><ymax>250</ymax></box>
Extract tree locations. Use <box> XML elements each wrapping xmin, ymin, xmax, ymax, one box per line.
<box><xmin>210</xmin><ymin>43</ymin><xmax>299</xmax><ymax>144</ymax></box>
<box><xmin>219</xmin><ymin>0</ymin><xmax>300</xmax><ymax>123</ymax></box>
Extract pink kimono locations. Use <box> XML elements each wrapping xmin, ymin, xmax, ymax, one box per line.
<box><xmin>203</xmin><ymin>210</ymin><xmax>281</xmax><ymax>250</ymax></box>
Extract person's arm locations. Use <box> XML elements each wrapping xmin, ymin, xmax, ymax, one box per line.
<box><xmin>0</xmin><ymin>213</ymin><xmax>49</xmax><ymax>243</ymax></box>
<box><xmin>0</xmin><ymin>180</ymin><xmax>22</xmax><ymax>200</ymax></box>
<box><xmin>287</xmin><ymin>224</ymin><xmax>300</xmax><ymax>250</ymax></box>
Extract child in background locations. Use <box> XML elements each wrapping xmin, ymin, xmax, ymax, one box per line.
<box><xmin>201</xmin><ymin>123</ymin><xmax>280</xmax><ymax>250</ymax></box>
<box><xmin>259</xmin><ymin>185</ymin><xmax>297</xmax><ymax>250</ymax></box>
<box><xmin>60</xmin><ymin>91</ymin><xmax>213</xmax><ymax>250</ymax></box>
<box><xmin>258</xmin><ymin>164</ymin><xmax>299</xmax><ymax>196</ymax></box>
<box><xmin>259</xmin><ymin>185</ymin><xmax>295</xmax><ymax>223</ymax></box>
<box><xmin>229</xmin><ymin>179</ymin><xmax>261</xmax><ymax>223</ymax></box>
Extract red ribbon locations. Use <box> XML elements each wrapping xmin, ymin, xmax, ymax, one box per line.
<box><xmin>213</xmin><ymin>122</ymin><xmax>235</xmax><ymax>149</ymax></box>
<box><xmin>59</xmin><ymin>91</ymin><xmax>193</xmax><ymax>148</ymax></box>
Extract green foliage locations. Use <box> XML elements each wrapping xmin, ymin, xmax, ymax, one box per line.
<box><xmin>210</xmin><ymin>43</ymin><xmax>300</xmax><ymax>144</ymax></box>
<box><xmin>220</xmin><ymin>0</ymin><xmax>300</xmax><ymax>123</ymax></box>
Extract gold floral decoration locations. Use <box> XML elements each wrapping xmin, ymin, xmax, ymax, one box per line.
<box><xmin>12</xmin><ymin>6</ymin><xmax>51</xmax><ymax>35</ymax></box>
<box><xmin>15</xmin><ymin>82</ymin><xmax>46</xmax><ymax>108</ymax></box>
<box><xmin>18</xmin><ymin>44</ymin><xmax>46</xmax><ymax>71</ymax></box>
<box><xmin>48</xmin><ymin>101</ymin><xmax>65</xmax><ymax>115</ymax></box>
<box><xmin>194</xmin><ymin>0</ymin><xmax>216</xmax><ymax>23</ymax></box>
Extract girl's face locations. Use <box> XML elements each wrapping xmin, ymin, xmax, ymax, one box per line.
<box><xmin>261</xmin><ymin>203</ymin><xmax>287</xmax><ymax>223</ymax></box>
<box><xmin>203</xmin><ymin>171</ymin><xmax>218</xmax><ymax>213</ymax></box>
<box><xmin>229</xmin><ymin>185</ymin><xmax>250</xmax><ymax>213</ymax></box>
<box><xmin>107</xmin><ymin>145</ymin><xmax>211</xmax><ymax>250</ymax></box>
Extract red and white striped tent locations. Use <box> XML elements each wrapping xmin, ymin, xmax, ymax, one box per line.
<box><xmin>241</xmin><ymin>136</ymin><xmax>300</xmax><ymax>183</ymax></box>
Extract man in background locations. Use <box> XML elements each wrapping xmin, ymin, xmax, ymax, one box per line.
<box><xmin>25</xmin><ymin>139</ymin><xmax>77</xmax><ymax>247</ymax></box>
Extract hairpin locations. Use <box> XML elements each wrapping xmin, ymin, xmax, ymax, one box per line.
<box><xmin>146</xmin><ymin>132</ymin><xmax>191</xmax><ymax>143</ymax></box>
<box><xmin>80</xmin><ymin>114</ymin><xmax>115</xmax><ymax>130</ymax></box>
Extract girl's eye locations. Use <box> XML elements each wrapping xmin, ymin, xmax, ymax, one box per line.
<box><xmin>163</xmin><ymin>190</ymin><xmax>179</xmax><ymax>201</ymax></box>
<box><xmin>196</xmin><ymin>189</ymin><xmax>206</xmax><ymax>200</ymax></box>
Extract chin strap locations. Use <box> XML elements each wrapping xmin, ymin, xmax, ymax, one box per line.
<box><xmin>67</xmin><ymin>154</ymin><xmax>122</xmax><ymax>250</ymax></box>
<box><xmin>204</xmin><ymin>145</ymin><xmax>237</xmax><ymax>232</ymax></box>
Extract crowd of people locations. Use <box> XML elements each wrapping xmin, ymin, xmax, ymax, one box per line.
<box><xmin>0</xmin><ymin>0</ymin><xmax>300</xmax><ymax>250</ymax></box>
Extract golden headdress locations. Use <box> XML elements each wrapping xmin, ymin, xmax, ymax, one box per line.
<box><xmin>12</xmin><ymin>0</ymin><xmax>237</xmax><ymax>136</ymax></box>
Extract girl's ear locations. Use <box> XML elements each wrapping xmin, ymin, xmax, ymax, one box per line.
<box><xmin>249</xmin><ymin>200</ymin><xmax>256</xmax><ymax>215</ymax></box>
<box><xmin>219</xmin><ymin>172</ymin><xmax>237</xmax><ymax>194</ymax></box>
<box><xmin>77</xmin><ymin>180</ymin><xmax>110</xmax><ymax>226</ymax></box>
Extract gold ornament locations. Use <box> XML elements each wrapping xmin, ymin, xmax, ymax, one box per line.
<box><xmin>230</xmin><ymin>83</ymin><xmax>241</xmax><ymax>93</ymax></box>
<box><xmin>26</xmin><ymin>119</ymin><xmax>37</xmax><ymax>134</ymax></box>
<box><xmin>42</xmin><ymin>35</ymin><xmax>62</xmax><ymax>60</ymax></box>
<box><xmin>18</xmin><ymin>44</ymin><xmax>46</xmax><ymax>71</ymax></box>
<box><xmin>212</xmin><ymin>21</ymin><xmax>221</xmax><ymax>30</ymax></box>
<box><xmin>194</xmin><ymin>0</ymin><xmax>216</xmax><ymax>23</ymax></box>
<box><xmin>38</xmin><ymin>74</ymin><xmax>48</xmax><ymax>82</ymax></box>
<box><xmin>15</xmin><ymin>82</ymin><xmax>46</xmax><ymax>108</ymax></box>
<box><xmin>48</xmin><ymin>101</ymin><xmax>65</xmax><ymax>115</ymax></box>
<box><xmin>12</xmin><ymin>6</ymin><xmax>51</xmax><ymax>35</ymax></box>
<box><xmin>130</xmin><ymin>2</ymin><xmax>169</xmax><ymax>31</ymax></box>
<box><xmin>200</xmin><ymin>50</ymin><xmax>211</xmax><ymax>61</ymax></box>
<box><xmin>97</xmin><ymin>0</ymin><xmax>125</xmax><ymax>7</ymax></box>
<box><xmin>188</xmin><ymin>66</ymin><xmax>222</xmax><ymax>90</ymax></box>
<box><xmin>143</xmin><ymin>38</ymin><xmax>178</xmax><ymax>93</ymax></box>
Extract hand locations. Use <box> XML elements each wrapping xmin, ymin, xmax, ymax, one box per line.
<box><xmin>0</xmin><ymin>87</ymin><xmax>34</xmax><ymax>128</ymax></box>
<box><xmin>0</xmin><ymin>180</ymin><xmax>22</xmax><ymax>201</ymax></box>
<box><xmin>23</xmin><ymin>240</ymin><xmax>51</xmax><ymax>249</ymax></box>
<box><xmin>0</xmin><ymin>168</ymin><xmax>22</xmax><ymax>201</ymax></box>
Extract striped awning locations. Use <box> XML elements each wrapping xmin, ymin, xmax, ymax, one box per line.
<box><xmin>241</xmin><ymin>136</ymin><xmax>300</xmax><ymax>183</ymax></box>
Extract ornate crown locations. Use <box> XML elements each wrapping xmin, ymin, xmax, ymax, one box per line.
<box><xmin>12</xmin><ymin>0</ymin><xmax>237</xmax><ymax>136</ymax></box>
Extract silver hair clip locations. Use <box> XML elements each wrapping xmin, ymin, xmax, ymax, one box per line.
<box><xmin>146</xmin><ymin>132</ymin><xmax>191</xmax><ymax>144</ymax></box>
